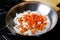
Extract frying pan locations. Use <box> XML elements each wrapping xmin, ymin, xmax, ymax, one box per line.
<box><xmin>2</xmin><ymin>1</ymin><xmax>59</xmax><ymax>37</ymax></box>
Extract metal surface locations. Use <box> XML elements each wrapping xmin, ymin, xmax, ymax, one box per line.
<box><xmin>6</xmin><ymin>1</ymin><xmax>58</xmax><ymax>36</ymax></box>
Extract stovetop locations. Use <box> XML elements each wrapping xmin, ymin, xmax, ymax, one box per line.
<box><xmin>0</xmin><ymin>0</ymin><xmax>60</xmax><ymax>40</ymax></box>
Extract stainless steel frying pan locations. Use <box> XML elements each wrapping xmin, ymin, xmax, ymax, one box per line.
<box><xmin>5</xmin><ymin>1</ymin><xmax>58</xmax><ymax>36</ymax></box>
